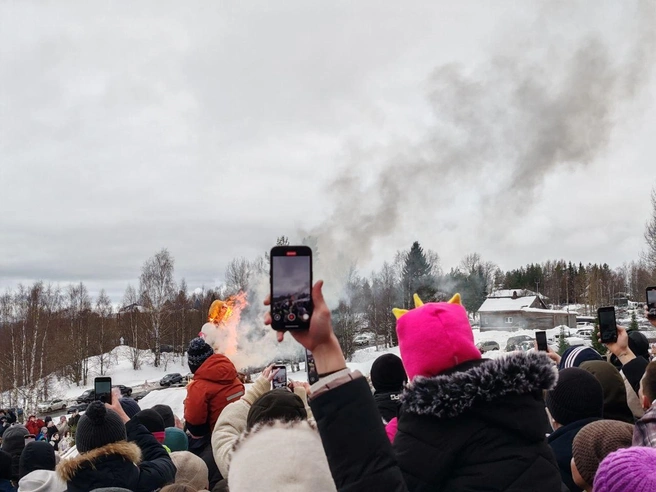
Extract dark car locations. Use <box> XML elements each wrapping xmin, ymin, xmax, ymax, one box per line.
<box><xmin>160</xmin><ymin>373</ymin><xmax>183</xmax><ymax>387</ymax></box>
<box><xmin>505</xmin><ymin>335</ymin><xmax>535</xmax><ymax>352</ymax></box>
<box><xmin>116</xmin><ymin>385</ymin><xmax>133</xmax><ymax>397</ymax></box>
<box><xmin>67</xmin><ymin>402</ymin><xmax>89</xmax><ymax>414</ymax></box>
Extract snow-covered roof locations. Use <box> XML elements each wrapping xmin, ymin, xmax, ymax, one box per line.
<box><xmin>478</xmin><ymin>296</ymin><xmax>539</xmax><ymax>312</ymax></box>
<box><xmin>488</xmin><ymin>289</ymin><xmax>538</xmax><ymax>298</ymax></box>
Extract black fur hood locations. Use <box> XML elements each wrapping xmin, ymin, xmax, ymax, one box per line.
<box><xmin>402</xmin><ymin>351</ymin><xmax>558</xmax><ymax>419</ymax></box>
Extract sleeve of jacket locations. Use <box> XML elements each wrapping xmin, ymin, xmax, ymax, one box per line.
<box><xmin>293</xmin><ymin>386</ymin><xmax>315</xmax><ymax>423</ymax></box>
<box><xmin>126</xmin><ymin>419</ymin><xmax>177</xmax><ymax>492</ymax></box>
<box><xmin>212</xmin><ymin>375</ymin><xmax>271</xmax><ymax>477</ymax></box>
<box><xmin>622</xmin><ymin>356</ymin><xmax>649</xmax><ymax>394</ymax></box>
<box><xmin>184</xmin><ymin>380</ymin><xmax>210</xmax><ymax>436</ymax></box>
<box><xmin>310</xmin><ymin>376</ymin><xmax>408</xmax><ymax>492</ymax></box>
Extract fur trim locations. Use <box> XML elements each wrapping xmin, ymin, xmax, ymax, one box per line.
<box><xmin>403</xmin><ymin>351</ymin><xmax>558</xmax><ymax>419</ymax></box>
<box><xmin>229</xmin><ymin>419</ymin><xmax>317</xmax><ymax>459</ymax></box>
<box><xmin>57</xmin><ymin>441</ymin><xmax>142</xmax><ymax>482</ymax></box>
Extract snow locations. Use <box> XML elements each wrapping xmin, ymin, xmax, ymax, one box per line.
<box><xmin>477</xmin><ymin>296</ymin><xmax>540</xmax><ymax>312</ymax></box>
<box><xmin>138</xmin><ymin>387</ymin><xmax>188</xmax><ymax>419</ymax></box>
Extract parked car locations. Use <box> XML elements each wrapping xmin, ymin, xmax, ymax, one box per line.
<box><xmin>160</xmin><ymin>373</ymin><xmax>183</xmax><ymax>387</ymax></box>
<box><xmin>476</xmin><ymin>341</ymin><xmax>500</xmax><ymax>353</ymax></box>
<box><xmin>37</xmin><ymin>399</ymin><xmax>67</xmax><ymax>413</ymax></box>
<box><xmin>116</xmin><ymin>385</ymin><xmax>133</xmax><ymax>397</ymax></box>
<box><xmin>67</xmin><ymin>402</ymin><xmax>88</xmax><ymax>414</ymax></box>
<box><xmin>575</xmin><ymin>328</ymin><xmax>593</xmax><ymax>340</ymax></box>
<box><xmin>76</xmin><ymin>389</ymin><xmax>94</xmax><ymax>404</ymax></box>
<box><xmin>505</xmin><ymin>335</ymin><xmax>534</xmax><ymax>352</ymax></box>
<box><xmin>354</xmin><ymin>333</ymin><xmax>375</xmax><ymax>346</ymax></box>
<box><xmin>131</xmin><ymin>390</ymin><xmax>150</xmax><ymax>402</ymax></box>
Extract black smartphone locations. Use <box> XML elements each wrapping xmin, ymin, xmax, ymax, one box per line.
<box><xmin>306</xmin><ymin>349</ymin><xmax>319</xmax><ymax>385</ymax></box>
<box><xmin>536</xmin><ymin>331</ymin><xmax>548</xmax><ymax>351</ymax></box>
<box><xmin>272</xmin><ymin>365</ymin><xmax>287</xmax><ymax>389</ymax></box>
<box><xmin>647</xmin><ymin>286</ymin><xmax>656</xmax><ymax>320</ymax></box>
<box><xmin>94</xmin><ymin>377</ymin><xmax>112</xmax><ymax>404</ymax></box>
<box><xmin>598</xmin><ymin>306</ymin><xmax>618</xmax><ymax>344</ymax></box>
<box><xmin>270</xmin><ymin>246</ymin><xmax>313</xmax><ymax>331</ymax></box>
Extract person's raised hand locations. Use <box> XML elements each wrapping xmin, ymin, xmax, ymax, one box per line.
<box><xmin>601</xmin><ymin>325</ymin><xmax>636</xmax><ymax>365</ymax></box>
<box><xmin>264</xmin><ymin>280</ymin><xmax>346</xmax><ymax>375</ymax></box>
<box><xmin>262</xmin><ymin>364</ymin><xmax>278</xmax><ymax>382</ymax></box>
<box><xmin>646</xmin><ymin>306</ymin><xmax>656</xmax><ymax>328</ymax></box>
<box><xmin>104</xmin><ymin>388</ymin><xmax>130</xmax><ymax>423</ymax></box>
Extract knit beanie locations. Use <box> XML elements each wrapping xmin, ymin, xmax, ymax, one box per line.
<box><xmin>164</xmin><ymin>427</ymin><xmax>189</xmax><ymax>452</ymax></box>
<box><xmin>394</xmin><ymin>294</ymin><xmax>480</xmax><ymax>379</ymax></box>
<box><xmin>151</xmin><ymin>404</ymin><xmax>175</xmax><ymax>428</ymax></box>
<box><xmin>228</xmin><ymin>420</ymin><xmax>337</xmax><ymax>492</ymax></box>
<box><xmin>188</xmin><ymin>337</ymin><xmax>214</xmax><ymax>374</ymax></box>
<box><xmin>579</xmin><ymin>361</ymin><xmax>634</xmax><ymax>423</ymax></box>
<box><xmin>119</xmin><ymin>398</ymin><xmax>141</xmax><ymax>419</ymax></box>
<box><xmin>546</xmin><ymin>368</ymin><xmax>604</xmax><ymax>425</ymax></box>
<box><xmin>1</xmin><ymin>425</ymin><xmax>29</xmax><ymax>451</ymax></box>
<box><xmin>246</xmin><ymin>389</ymin><xmax>307</xmax><ymax>430</ymax></box>
<box><xmin>572</xmin><ymin>420</ymin><xmax>634</xmax><ymax>487</ymax></box>
<box><xmin>558</xmin><ymin>346</ymin><xmax>603</xmax><ymax>370</ymax></box>
<box><xmin>133</xmin><ymin>409</ymin><xmax>166</xmax><ymax>443</ymax></box>
<box><xmin>75</xmin><ymin>402</ymin><xmax>127</xmax><ymax>453</ymax></box>
<box><xmin>594</xmin><ymin>447</ymin><xmax>656</xmax><ymax>492</ymax></box>
<box><xmin>19</xmin><ymin>441</ymin><xmax>56</xmax><ymax>479</ymax></box>
<box><xmin>17</xmin><ymin>469</ymin><xmax>67</xmax><ymax>492</ymax></box>
<box><xmin>370</xmin><ymin>354</ymin><xmax>407</xmax><ymax>393</ymax></box>
<box><xmin>0</xmin><ymin>450</ymin><xmax>11</xmax><ymax>481</ymax></box>
<box><xmin>170</xmin><ymin>451</ymin><xmax>209</xmax><ymax>490</ymax></box>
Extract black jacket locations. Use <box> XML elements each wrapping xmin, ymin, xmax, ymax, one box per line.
<box><xmin>57</xmin><ymin>420</ymin><xmax>176</xmax><ymax>492</ymax></box>
<box><xmin>622</xmin><ymin>356</ymin><xmax>649</xmax><ymax>394</ymax></box>
<box><xmin>374</xmin><ymin>391</ymin><xmax>402</xmax><ymax>424</ymax></box>
<box><xmin>395</xmin><ymin>352</ymin><xmax>562</xmax><ymax>492</ymax></box>
<box><xmin>547</xmin><ymin>417</ymin><xmax>600</xmax><ymax>492</ymax></box>
<box><xmin>311</xmin><ymin>375</ymin><xmax>408</xmax><ymax>492</ymax></box>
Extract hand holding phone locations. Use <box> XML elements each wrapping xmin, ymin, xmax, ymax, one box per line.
<box><xmin>598</xmin><ymin>307</ymin><xmax>618</xmax><ymax>344</ymax></box>
<box><xmin>94</xmin><ymin>377</ymin><xmax>112</xmax><ymax>405</ymax></box>
<box><xmin>305</xmin><ymin>349</ymin><xmax>319</xmax><ymax>385</ymax></box>
<box><xmin>270</xmin><ymin>246</ymin><xmax>313</xmax><ymax>331</ymax></box>
<box><xmin>271</xmin><ymin>365</ymin><xmax>287</xmax><ymax>389</ymax></box>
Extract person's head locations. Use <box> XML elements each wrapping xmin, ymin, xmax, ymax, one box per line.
<box><xmin>571</xmin><ymin>420</ymin><xmax>634</xmax><ymax>491</ymax></box>
<box><xmin>639</xmin><ymin>361</ymin><xmax>656</xmax><ymax>410</ymax></box>
<box><xmin>151</xmin><ymin>404</ymin><xmax>175</xmax><ymax>428</ymax></box>
<box><xmin>164</xmin><ymin>427</ymin><xmax>189</xmax><ymax>452</ymax></box>
<box><xmin>118</xmin><ymin>398</ymin><xmax>141</xmax><ymax>419</ymax></box>
<box><xmin>29</xmin><ymin>416</ymin><xmax>36</xmax><ymax>422</ymax></box>
<box><xmin>39</xmin><ymin>427</ymin><xmax>47</xmax><ymax>435</ymax></box>
<box><xmin>75</xmin><ymin>401</ymin><xmax>127</xmax><ymax>453</ymax></box>
<box><xmin>19</xmin><ymin>441</ymin><xmax>56</xmax><ymax>479</ymax></box>
<box><xmin>394</xmin><ymin>294</ymin><xmax>480</xmax><ymax>379</ymax></box>
<box><xmin>0</xmin><ymin>450</ymin><xmax>12</xmax><ymax>481</ymax></box>
<box><xmin>59</xmin><ymin>416</ymin><xmax>66</xmax><ymax>423</ymax></box>
<box><xmin>18</xmin><ymin>470</ymin><xmax>67</xmax><ymax>492</ymax></box>
<box><xmin>246</xmin><ymin>389</ymin><xmax>307</xmax><ymax>430</ymax></box>
<box><xmin>52</xmin><ymin>433</ymin><xmax>59</xmax><ymax>441</ymax></box>
<box><xmin>558</xmin><ymin>346</ymin><xmax>603</xmax><ymax>370</ymax></box>
<box><xmin>546</xmin><ymin>367</ymin><xmax>603</xmax><ymax>427</ymax></box>
<box><xmin>159</xmin><ymin>485</ymin><xmax>199</xmax><ymax>492</ymax></box>
<box><xmin>580</xmin><ymin>360</ymin><xmax>633</xmax><ymax>423</ymax></box>
<box><xmin>169</xmin><ymin>451</ymin><xmax>209</xmax><ymax>491</ymax></box>
<box><xmin>132</xmin><ymin>409</ymin><xmax>166</xmax><ymax>443</ymax></box>
<box><xmin>594</xmin><ymin>447</ymin><xmax>656</xmax><ymax>492</ymax></box>
<box><xmin>228</xmin><ymin>420</ymin><xmax>336</xmax><ymax>492</ymax></box>
<box><xmin>370</xmin><ymin>354</ymin><xmax>407</xmax><ymax>393</ymax></box>
<box><xmin>187</xmin><ymin>337</ymin><xmax>214</xmax><ymax>374</ymax></box>
<box><xmin>1</xmin><ymin>425</ymin><xmax>29</xmax><ymax>454</ymax></box>
<box><xmin>44</xmin><ymin>416</ymin><xmax>52</xmax><ymax>424</ymax></box>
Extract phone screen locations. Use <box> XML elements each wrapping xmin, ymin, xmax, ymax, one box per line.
<box><xmin>306</xmin><ymin>349</ymin><xmax>319</xmax><ymax>385</ymax></box>
<box><xmin>272</xmin><ymin>366</ymin><xmax>287</xmax><ymax>389</ymax></box>
<box><xmin>94</xmin><ymin>378</ymin><xmax>112</xmax><ymax>404</ymax></box>
<box><xmin>536</xmin><ymin>331</ymin><xmax>548</xmax><ymax>351</ymax></box>
<box><xmin>648</xmin><ymin>287</ymin><xmax>656</xmax><ymax>319</ymax></box>
<box><xmin>271</xmin><ymin>247</ymin><xmax>312</xmax><ymax>331</ymax></box>
<box><xmin>598</xmin><ymin>307</ymin><xmax>618</xmax><ymax>343</ymax></box>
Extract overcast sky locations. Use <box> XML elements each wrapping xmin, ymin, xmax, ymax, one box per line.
<box><xmin>1</xmin><ymin>1</ymin><xmax>655</xmax><ymax>303</ymax></box>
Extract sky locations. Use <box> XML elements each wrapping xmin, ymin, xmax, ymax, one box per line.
<box><xmin>1</xmin><ymin>0</ymin><xmax>655</xmax><ymax>303</ymax></box>
<box><xmin>272</xmin><ymin>256</ymin><xmax>311</xmax><ymax>297</ymax></box>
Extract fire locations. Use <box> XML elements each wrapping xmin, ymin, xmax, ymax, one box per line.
<box><xmin>200</xmin><ymin>292</ymin><xmax>248</xmax><ymax>358</ymax></box>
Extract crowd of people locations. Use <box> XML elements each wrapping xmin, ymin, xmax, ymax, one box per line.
<box><xmin>1</xmin><ymin>280</ymin><xmax>656</xmax><ymax>491</ymax></box>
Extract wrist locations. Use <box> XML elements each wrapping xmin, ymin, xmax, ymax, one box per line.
<box><xmin>617</xmin><ymin>349</ymin><xmax>636</xmax><ymax>364</ymax></box>
<box><xmin>311</xmin><ymin>336</ymin><xmax>347</xmax><ymax>375</ymax></box>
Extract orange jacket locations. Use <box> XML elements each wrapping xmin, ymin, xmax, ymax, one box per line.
<box><xmin>184</xmin><ymin>354</ymin><xmax>244</xmax><ymax>436</ymax></box>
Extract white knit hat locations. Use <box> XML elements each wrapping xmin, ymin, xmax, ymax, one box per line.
<box><xmin>228</xmin><ymin>420</ymin><xmax>337</xmax><ymax>492</ymax></box>
<box><xmin>18</xmin><ymin>469</ymin><xmax>67</xmax><ymax>492</ymax></box>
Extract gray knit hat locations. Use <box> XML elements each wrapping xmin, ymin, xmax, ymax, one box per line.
<box><xmin>75</xmin><ymin>402</ymin><xmax>127</xmax><ymax>453</ymax></box>
<box><xmin>1</xmin><ymin>425</ymin><xmax>29</xmax><ymax>449</ymax></box>
<box><xmin>187</xmin><ymin>337</ymin><xmax>214</xmax><ymax>374</ymax></box>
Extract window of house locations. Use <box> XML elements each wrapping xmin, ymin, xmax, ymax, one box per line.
<box><xmin>504</xmin><ymin>317</ymin><xmax>513</xmax><ymax>323</ymax></box>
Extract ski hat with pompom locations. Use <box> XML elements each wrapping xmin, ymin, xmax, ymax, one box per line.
<box><xmin>188</xmin><ymin>337</ymin><xmax>214</xmax><ymax>374</ymax></box>
<box><xmin>393</xmin><ymin>294</ymin><xmax>481</xmax><ymax>379</ymax></box>
<box><xmin>75</xmin><ymin>401</ymin><xmax>127</xmax><ymax>453</ymax></box>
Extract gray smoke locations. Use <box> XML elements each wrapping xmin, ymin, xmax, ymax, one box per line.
<box><xmin>306</xmin><ymin>0</ymin><xmax>655</xmax><ymax>291</ymax></box>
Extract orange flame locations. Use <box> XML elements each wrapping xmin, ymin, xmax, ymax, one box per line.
<box><xmin>205</xmin><ymin>292</ymin><xmax>248</xmax><ymax>357</ymax></box>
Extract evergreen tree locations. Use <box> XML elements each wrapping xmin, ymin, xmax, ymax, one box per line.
<box><xmin>629</xmin><ymin>311</ymin><xmax>639</xmax><ymax>331</ymax></box>
<box><xmin>557</xmin><ymin>326</ymin><xmax>571</xmax><ymax>356</ymax></box>
<box><xmin>401</xmin><ymin>241</ymin><xmax>436</xmax><ymax>308</ymax></box>
<box><xmin>591</xmin><ymin>321</ymin><xmax>608</xmax><ymax>355</ymax></box>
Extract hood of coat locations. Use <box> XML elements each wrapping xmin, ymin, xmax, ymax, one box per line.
<box><xmin>57</xmin><ymin>441</ymin><xmax>141</xmax><ymax>483</ymax></box>
<box><xmin>194</xmin><ymin>354</ymin><xmax>238</xmax><ymax>383</ymax></box>
<box><xmin>403</xmin><ymin>351</ymin><xmax>557</xmax><ymax>421</ymax></box>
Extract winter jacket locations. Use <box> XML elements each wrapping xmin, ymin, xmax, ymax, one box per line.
<box><xmin>633</xmin><ymin>403</ymin><xmax>656</xmax><ymax>447</ymax></box>
<box><xmin>548</xmin><ymin>417</ymin><xmax>600</xmax><ymax>492</ymax></box>
<box><xmin>622</xmin><ymin>355</ymin><xmax>649</xmax><ymax>394</ymax></box>
<box><xmin>374</xmin><ymin>391</ymin><xmax>402</xmax><ymax>424</ymax></box>
<box><xmin>395</xmin><ymin>352</ymin><xmax>562</xmax><ymax>492</ymax></box>
<box><xmin>184</xmin><ymin>354</ymin><xmax>244</xmax><ymax>437</ymax></box>
<box><xmin>310</xmin><ymin>372</ymin><xmax>408</xmax><ymax>492</ymax></box>
<box><xmin>0</xmin><ymin>479</ymin><xmax>15</xmax><ymax>492</ymax></box>
<box><xmin>211</xmin><ymin>375</ymin><xmax>313</xmax><ymax>478</ymax></box>
<box><xmin>56</xmin><ymin>419</ymin><xmax>176</xmax><ymax>492</ymax></box>
<box><xmin>25</xmin><ymin>420</ymin><xmax>44</xmax><ymax>436</ymax></box>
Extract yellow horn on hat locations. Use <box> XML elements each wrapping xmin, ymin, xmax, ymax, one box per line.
<box><xmin>448</xmin><ymin>293</ymin><xmax>462</xmax><ymax>305</ymax></box>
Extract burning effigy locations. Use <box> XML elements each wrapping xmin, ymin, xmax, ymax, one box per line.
<box><xmin>198</xmin><ymin>292</ymin><xmax>248</xmax><ymax>358</ymax></box>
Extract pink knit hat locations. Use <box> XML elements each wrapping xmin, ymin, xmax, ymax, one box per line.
<box><xmin>394</xmin><ymin>294</ymin><xmax>481</xmax><ymax>379</ymax></box>
<box><xmin>594</xmin><ymin>447</ymin><xmax>656</xmax><ymax>492</ymax></box>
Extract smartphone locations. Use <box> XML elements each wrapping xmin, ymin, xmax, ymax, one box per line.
<box><xmin>598</xmin><ymin>306</ymin><xmax>618</xmax><ymax>344</ymax></box>
<box><xmin>647</xmin><ymin>286</ymin><xmax>656</xmax><ymax>320</ymax></box>
<box><xmin>536</xmin><ymin>331</ymin><xmax>548</xmax><ymax>351</ymax></box>
<box><xmin>94</xmin><ymin>377</ymin><xmax>112</xmax><ymax>404</ymax></box>
<box><xmin>272</xmin><ymin>365</ymin><xmax>287</xmax><ymax>390</ymax></box>
<box><xmin>270</xmin><ymin>246</ymin><xmax>313</xmax><ymax>331</ymax></box>
<box><xmin>306</xmin><ymin>349</ymin><xmax>319</xmax><ymax>385</ymax></box>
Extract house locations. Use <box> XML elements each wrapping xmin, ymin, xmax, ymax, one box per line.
<box><xmin>478</xmin><ymin>290</ymin><xmax>577</xmax><ymax>332</ymax></box>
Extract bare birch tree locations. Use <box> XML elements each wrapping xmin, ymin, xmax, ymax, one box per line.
<box><xmin>95</xmin><ymin>289</ymin><xmax>113</xmax><ymax>375</ymax></box>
